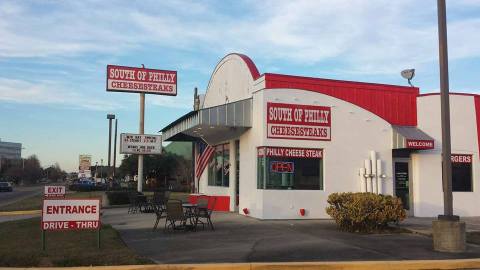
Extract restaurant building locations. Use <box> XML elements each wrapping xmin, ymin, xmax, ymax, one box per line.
<box><xmin>161</xmin><ymin>53</ymin><xmax>480</xmax><ymax>219</ymax></box>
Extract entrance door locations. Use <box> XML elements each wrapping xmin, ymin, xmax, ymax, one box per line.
<box><xmin>394</xmin><ymin>159</ymin><xmax>413</xmax><ymax>216</ymax></box>
<box><xmin>235</xmin><ymin>140</ymin><xmax>240</xmax><ymax>211</ymax></box>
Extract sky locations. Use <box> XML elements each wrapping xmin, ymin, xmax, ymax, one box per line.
<box><xmin>0</xmin><ymin>0</ymin><xmax>479</xmax><ymax>172</ymax></box>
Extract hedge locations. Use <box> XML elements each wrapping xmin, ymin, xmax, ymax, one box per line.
<box><xmin>326</xmin><ymin>192</ymin><xmax>406</xmax><ymax>233</ymax></box>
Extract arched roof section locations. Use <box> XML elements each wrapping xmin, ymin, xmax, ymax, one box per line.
<box><xmin>203</xmin><ymin>53</ymin><xmax>260</xmax><ymax>108</ymax></box>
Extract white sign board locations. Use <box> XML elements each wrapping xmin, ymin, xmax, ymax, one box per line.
<box><xmin>44</xmin><ymin>186</ymin><xmax>66</xmax><ymax>198</ymax></box>
<box><xmin>106</xmin><ymin>65</ymin><xmax>177</xmax><ymax>96</ymax></box>
<box><xmin>42</xmin><ymin>199</ymin><xmax>100</xmax><ymax>231</ymax></box>
<box><xmin>120</xmin><ymin>133</ymin><xmax>162</xmax><ymax>155</ymax></box>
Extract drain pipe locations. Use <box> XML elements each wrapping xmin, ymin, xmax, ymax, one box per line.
<box><xmin>370</xmin><ymin>151</ymin><xmax>377</xmax><ymax>194</ymax></box>
<box><xmin>364</xmin><ymin>159</ymin><xmax>372</xmax><ymax>192</ymax></box>
<box><xmin>359</xmin><ymin>168</ymin><xmax>367</xmax><ymax>192</ymax></box>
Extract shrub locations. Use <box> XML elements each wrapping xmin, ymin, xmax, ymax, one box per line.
<box><xmin>106</xmin><ymin>191</ymin><xmax>130</xmax><ymax>205</ymax></box>
<box><xmin>326</xmin><ymin>192</ymin><xmax>406</xmax><ymax>233</ymax></box>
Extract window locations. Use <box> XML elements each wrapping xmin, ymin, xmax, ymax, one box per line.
<box><xmin>208</xmin><ymin>144</ymin><xmax>230</xmax><ymax>187</ymax></box>
<box><xmin>257</xmin><ymin>147</ymin><xmax>323</xmax><ymax>190</ymax></box>
<box><xmin>451</xmin><ymin>154</ymin><xmax>473</xmax><ymax>192</ymax></box>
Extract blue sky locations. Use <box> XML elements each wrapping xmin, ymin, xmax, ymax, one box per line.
<box><xmin>0</xmin><ymin>0</ymin><xmax>479</xmax><ymax>172</ymax></box>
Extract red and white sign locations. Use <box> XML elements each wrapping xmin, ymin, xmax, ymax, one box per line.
<box><xmin>44</xmin><ymin>186</ymin><xmax>65</xmax><ymax>198</ymax></box>
<box><xmin>406</xmin><ymin>139</ymin><xmax>434</xmax><ymax>150</ymax></box>
<box><xmin>267</xmin><ymin>102</ymin><xmax>331</xmax><ymax>140</ymax></box>
<box><xmin>451</xmin><ymin>154</ymin><xmax>472</xmax><ymax>163</ymax></box>
<box><xmin>270</xmin><ymin>161</ymin><xmax>295</xmax><ymax>173</ymax></box>
<box><xmin>258</xmin><ymin>147</ymin><xmax>323</xmax><ymax>159</ymax></box>
<box><xmin>106</xmin><ymin>65</ymin><xmax>177</xmax><ymax>96</ymax></box>
<box><xmin>42</xmin><ymin>199</ymin><xmax>100</xmax><ymax>231</ymax></box>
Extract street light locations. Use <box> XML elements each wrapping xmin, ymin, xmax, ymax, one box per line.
<box><xmin>107</xmin><ymin>114</ymin><xmax>115</xmax><ymax>181</ymax></box>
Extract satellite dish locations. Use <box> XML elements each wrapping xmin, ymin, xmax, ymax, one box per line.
<box><xmin>401</xmin><ymin>69</ymin><xmax>415</xmax><ymax>87</ymax></box>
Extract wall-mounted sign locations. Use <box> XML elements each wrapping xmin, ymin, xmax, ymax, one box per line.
<box><xmin>266</xmin><ymin>102</ymin><xmax>331</xmax><ymax>140</ymax></box>
<box><xmin>120</xmin><ymin>133</ymin><xmax>162</xmax><ymax>155</ymax></box>
<box><xmin>42</xmin><ymin>199</ymin><xmax>100</xmax><ymax>230</ymax></box>
<box><xmin>451</xmin><ymin>154</ymin><xmax>472</xmax><ymax>163</ymax></box>
<box><xmin>406</xmin><ymin>139</ymin><xmax>434</xmax><ymax>150</ymax></box>
<box><xmin>258</xmin><ymin>146</ymin><xmax>323</xmax><ymax>159</ymax></box>
<box><xmin>44</xmin><ymin>186</ymin><xmax>66</xmax><ymax>198</ymax></box>
<box><xmin>270</xmin><ymin>161</ymin><xmax>294</xmax><ymax>173</ymax></box>
<box><xmin>106</xmin><ymin>65</ymin><xmax>177</xmax><ymax>96</ymax></box>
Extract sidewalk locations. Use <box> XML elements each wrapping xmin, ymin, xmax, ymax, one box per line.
<box><xmin>398</xmin><ymin>217</ymin><xmax>480</xmax><ymax>236</ymax></box>
<box><xmin>102</xmin><ymin>208</ymin><xmax>480</xmax><ymax>264</ymax></box>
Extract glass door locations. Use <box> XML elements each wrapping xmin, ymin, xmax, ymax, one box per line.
<box><xmin>394</xmin><ymin>159</ymin><xmax>413</xmax><ymax>216</ymax></box>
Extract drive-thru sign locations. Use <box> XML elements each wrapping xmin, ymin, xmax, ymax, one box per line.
<box><xmin>42</xmin><ymin>199</ymin><xmax>100</xmax><ymax>230</ymax></box>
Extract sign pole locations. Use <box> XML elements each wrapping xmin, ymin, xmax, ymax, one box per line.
<box><xmin>97</xmin><ymin>228</ymin><xmax>101</xmax><ymax>249</ymax></box>
<box><xmin>41</xmin><ymin>229</ymin><xmax>46</xmax><ymax>251</ymax></box>
<box><xmin>138</xmin><ymin>93</ymin><xmax>145</xmax><ymax>192</ymax></box>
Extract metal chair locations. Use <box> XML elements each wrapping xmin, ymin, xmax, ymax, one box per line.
<box><xmin>127</xmin><ymin>192</ymin><xmax>140</xmax><ymax>214</ymax></box>
<box><xmin>194</xmin><ymin>196</ymin><xmax>216</xmax><ymax>230</ymax></box>
<box><xmin>164</xmin><ymin>199</ymin><xmax>188</xmax><ymax>231</ymax></box>
<box><xmin>151</xmin><ymin>191</ymin><xmax>167</xmax><ymax>231</ymax></box>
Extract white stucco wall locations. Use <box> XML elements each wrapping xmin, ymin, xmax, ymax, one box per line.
<box><xmin>415</xmin><ymin>94</ymin><xmax>480</xmax><ymax>217</ymax></box>
<box><xmin>235</xmin><ymin>88</ymin><xmax>394</xmax><ymax>219</ymax></box>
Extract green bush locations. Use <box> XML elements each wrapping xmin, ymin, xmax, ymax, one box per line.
<box><xmin>326</xmin><ymin>192</ymin><xmax>406</xmax><ymax>233</ymax></box>
<box><xmin>106</xmin><ymin>191</ymin><xmax>130</xmax><ymax>205</ymax></box>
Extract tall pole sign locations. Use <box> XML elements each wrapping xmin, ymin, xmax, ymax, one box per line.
<box><xmin>106</xmin><ymin>65</ymin><xmax>177</xmax><ymax>192</ymax></box>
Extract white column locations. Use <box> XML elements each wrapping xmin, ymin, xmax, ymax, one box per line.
<box><xmin>365</xmin><ymin>159</ymin><xmax>372</xmax><ymax>192</ymax></box>
<box><xmin>229</xmin><ymin>140</ymin><xmax>237</xmax><ymax>212</ymax></box>
<box><xmin>376</xmin><ymin>159</ymin><xmax>383</xmax><ymax>194</ymax></box>
<box><xmin>370</xmin><ymin>151</ymin><xmax>377</xmax><ymax>194</ymax></box>
<box><xmin>360</xmin><ymin>168</ymin><xmax>367</xmax><ymax>192</ymax></box>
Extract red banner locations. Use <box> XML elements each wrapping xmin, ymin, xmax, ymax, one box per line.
<box><xmin>107</xmin><ymin>65</ymin><xmax>177</xmax><ymax>95</ymax></box>
<box><xmin>258</xmin><ymin>147</ymin><xmax>323</xmax><ymax>159</ymax></box>
<box><xmin>451</xmin><ymin>154</ymin><xmax>472</xmax><ymax>163</ymax></box>
<box><xmin>267</xmin><ymin>102</ymin><xmax>331</xmax><ymax>140</ymax></box>
<box><xmin>406</xmin><ymin>139</ymin><xmax>434</xmax><ymax>149</ymax></box>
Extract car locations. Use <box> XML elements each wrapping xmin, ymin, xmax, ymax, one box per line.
<box><xmin>0</xmin><ymin>182</ymin><xmax>13</xmax><ymax>192</ymax></box>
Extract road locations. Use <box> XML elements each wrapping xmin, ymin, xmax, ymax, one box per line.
<box><xmin>0</xmin><ymin>185</ymin><xmax>43</xmax><ymax>208</ymax></box>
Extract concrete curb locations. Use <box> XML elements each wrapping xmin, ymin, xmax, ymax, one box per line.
<box><xmin>3</xmin><ymin>259</ymin><xmax>480</xmax><ymax>270</ymax></box>
<box><xmin>0</xmin><ymin>209</ymin><xmax>41</xmax><ymax>216</ymax></box>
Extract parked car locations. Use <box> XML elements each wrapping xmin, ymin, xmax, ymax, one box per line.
<box><xmin>0</xmin><ymin>182</ymin><xmax>13</xmax><ymax>192</ymax></box>
<box><xmin>68</xmin><ymin>179</ymin><xmax>96</xmax><ymax>192</ymax></box>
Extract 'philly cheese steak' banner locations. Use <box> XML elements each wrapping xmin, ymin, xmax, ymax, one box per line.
<box><xmin>267</xmin><ymin>102</ymin><xmax>331</xmax><ymax>140</ymax></box>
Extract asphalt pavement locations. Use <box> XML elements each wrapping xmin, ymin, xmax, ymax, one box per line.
<box><xmin>0</xmin><ymin>185</ymin><xmax>43</xmax><ymax>207</ymax></box>
<box><xmin>102</xmin><ymin>208</ymin><xmax>480</xmax><ymax>264</ymax></box>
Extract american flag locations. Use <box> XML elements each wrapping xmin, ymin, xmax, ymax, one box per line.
<box><xmin>195</xmin><ymin>141</ymin><xmax>215</xmax><ymax>179</ymax></box>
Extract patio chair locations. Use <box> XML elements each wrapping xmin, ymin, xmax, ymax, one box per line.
<box><xmin>127</xmin><ymin>192</ymin><xmax>140</xmax><ymax>214</ymax></box>
<box><xmin>151</xmin><ymin>192</ymin><xmax>167</xmax><ymax>231</ymax></box>
<box><xmin>164</xmin><ymin>199</ymin><xmax>188</xmax><ymax>231</ymax></box>
<box><xmin>194</xmin><ymin>196</ymin><xmax>216</xmax><ymax>230</ymax></box>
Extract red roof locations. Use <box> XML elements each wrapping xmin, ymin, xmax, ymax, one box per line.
<box><xmin>263</xmin><ymin>73</ymin><xmax>419</xmax><ymax>126</ymax></box>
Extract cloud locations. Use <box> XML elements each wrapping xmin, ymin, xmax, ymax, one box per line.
<box><xmin>0</xmin><ymin>78</ymin><xmax>122</xmax><ymax>111</ymax></box>
<box><xmin>0</xmin><ymin>0</ymin><xmax>479</xmax><ymax>75</ymax></box>
<box><xmin>149</xmin><ymin>94</ymin><xmax>193</xmax><ymax>110</ymax></box>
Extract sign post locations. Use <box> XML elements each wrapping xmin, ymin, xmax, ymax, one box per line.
<box><xmin>107</xmin><ymin>64</ymin><xmax>177</xmax><ymax>192</ymax></box>
<box><xmin>138</xmin><ymin>93</ymin><xmax>145</xmax><ymax>192</ymax></box>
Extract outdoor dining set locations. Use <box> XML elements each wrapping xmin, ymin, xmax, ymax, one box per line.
<box><xmin>127</xmin><ymin>191</ymin><xmax>216</xmax><ymax>232</ymax></box>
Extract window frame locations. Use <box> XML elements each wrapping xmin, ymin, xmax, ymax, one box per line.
<box><xmin>207</xmin><ymin>143</ymin><xmax>230</xmax><ymax>187</ymax></box>
<box><xmin>451</xmin><ymin>154</ymin><xmax>473</xmax><ymax>192</ymax></box>
<box><xmin>256</xmin><ymin>146</ymin><xmax>324</xmax><ymax>191</ymax></box>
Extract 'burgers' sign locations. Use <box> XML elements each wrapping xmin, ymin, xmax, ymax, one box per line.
<box><xmin>267</xmin><ymin>102</ymin><xmax>331</xmax><ymax>140</ymax></box>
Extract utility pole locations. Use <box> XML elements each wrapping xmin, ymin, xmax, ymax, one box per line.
<box><xmin>113</xmin><ymin>119</ymin><xmax>118</xmax><ymax>179</ymax></box>
<box><xmin>432</xmin><ymin>0</ymin><xmax>466</xmax><ymax>252</ymax></box>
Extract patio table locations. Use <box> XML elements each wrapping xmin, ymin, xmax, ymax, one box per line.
<box><xmin>182</xmin><ymin>203</ymin><xmax>198</xmax><ymax>230</ymax></box>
